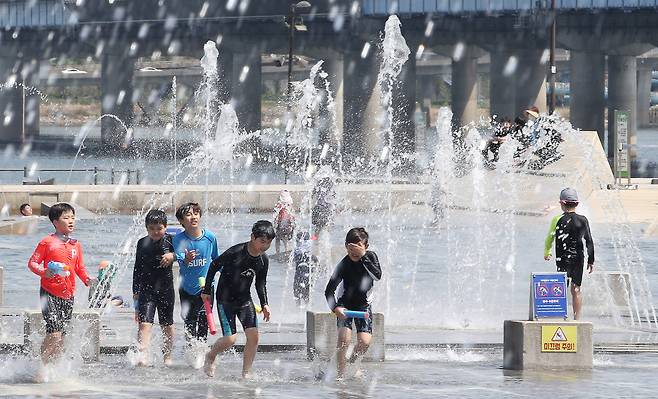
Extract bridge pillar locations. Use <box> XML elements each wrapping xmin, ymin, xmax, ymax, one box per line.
<box><xmin>101</xmin><ymin>51</ymin><xmax>136</xmax><ymax>149</ymax></box>
<box><xmin>607</xmin><ymin>55</ymin><xmax>637</xmax><ymax>161</ymax></box>
<box><xmin>570</xmin><ymin>51</ymin><xmax>605</xmax><ymax>146</ymax></box>
<box><xmin>515</xmin><ymin>49</ymin><xmax>547</xmax><ymax>115</ymax></box>
<box><xmin>217</xmin><ymin>49</ymin><xmax>233</xmax><ymax>104</ymax></box>
<box><xmin>417</xmin><ymin>75</ymin><xmax>435</xmax><ymax>128</ymax></box>
<box><xmin>231</xmin><ymin>50</ymin><xmax>262</xmax><ymax>133</ymax></box>
<box><xmin>23</xmin><ymin>59</ymin><xmax>40</xmax><ymax>139</ymax></box>
<box><xmin>0</xmin><ymin>56</ymin><xmax>39</xmax><ymax>143</ymax></box>
<box><xmin>636</xmin><ymin>61</ymin><xmax>652</xmax><ymax>129</ymax></box>
<box><xmin>342</xmin><ymin>49</ymin><xmax>379</xmax><ymax>169</ymax></box>
<box><xmin>490</xmin><ymin>50</ymin><xmax>516</xmax><ymax>120</ymax></box>
<box><xmin>392</xmin><ymin>54</ymin><xmax>416</xmax><ymax>170</ymax></box>
<box><xmin>451</xmin><ymin>49</ymin><xmax>479</xmax><ymax>127</ymax></box>
<box><xmin>318</xmin><ymin>53</ymin><xmax>344</xmax><ymax>154</ymax></box>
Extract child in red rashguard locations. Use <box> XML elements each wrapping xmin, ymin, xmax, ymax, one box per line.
<box><xmin>28</xmin><ymin>203</ymin><xmax>93</xmax><ymax>366</ymax></box>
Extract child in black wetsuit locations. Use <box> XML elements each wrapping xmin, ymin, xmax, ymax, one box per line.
<box><xmin>544</xmin><ymin>188</ymin><xmax>595</xmax><ymax>320</ymax></box>
<box><xmin>201</xmin><ymin>220</ymin><xmax>275</xmax><ymax>378</ymax></box>
<box><xmin>132</xmin><ymin>209</ymin><xmax>176</xmax><ymax>366</ymax></box>
<box><xmin>325</xmin><ymin>227</ymin><xmax>382</xmax><ymax>379</ymax></box>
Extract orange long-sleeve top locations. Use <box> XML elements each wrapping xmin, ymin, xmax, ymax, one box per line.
<box><xmin>28</xmin><ymin>234</ymin><xmax>90</xmax><ymax>299</ymax></box>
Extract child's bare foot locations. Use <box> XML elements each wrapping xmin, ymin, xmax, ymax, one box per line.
<box><xmin>136</xmin><ymin>350</ymin><xmax>149</xmax><ymax>367</ymax></box>
<box><xmin>203</xmin><ymin>353</ymin><xmax>215</xmax><ymax>377</ymax></box>
<box><xmin>163</xmin><ymin>356</ymin><xmax>173</xmax><ymax>367</ymax></box>
<box><xmin>33</xmin><ymin>365</ymin><xmax>47</xmax><ymax>383</ymax></box>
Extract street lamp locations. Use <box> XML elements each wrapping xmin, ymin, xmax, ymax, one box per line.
<box><xmin>284</xmin><ymin>0</ymin><xmax>311</xmax><ymax>184</ymax></box>
<box><xmin>548</xmin><ymin>0</ymin><xmax>557</xmax><ymax>115</ymax></box>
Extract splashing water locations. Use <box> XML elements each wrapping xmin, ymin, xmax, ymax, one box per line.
<box><xmin>377</xmin><ymin>15</ymin><xmax>410</xmax><ymax>318</ymax></box>
<box><xmin>75</xmin><ymin>19</ymin><xmax>658</xmax><ymax>334</ymax></box>
<box><xmin>68</xmin><ymin>114</ymin><xmax>130</xmax><ymax>184</ymax></box>
<box><xmin>376</xmin><ymin>14</ymin><xmax>410</xmax><ymax>166</ymax></box>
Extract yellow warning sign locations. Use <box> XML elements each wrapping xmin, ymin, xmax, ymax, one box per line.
<box><xmin>541</xmin><ymin>325</ymin><xmax>577</xmax><ymax>352</ymax></box>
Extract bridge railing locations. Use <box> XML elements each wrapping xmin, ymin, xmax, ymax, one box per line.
<box><xmin>360</xmin><ymin>0</ymin><xmax>658</xmax><ymax>14</ymax></box>
<box><xmin>0</xmin><ymin>0</ymin><xmax>74</xmax><ymax>28</ymax></box>
<box><xmin>0</xmin><ymin>167</ymin><xmax>141</xmax><ymax>185</ymax></box>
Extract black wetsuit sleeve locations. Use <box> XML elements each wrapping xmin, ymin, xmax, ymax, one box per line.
<box><xmin>162</xmin><ymin>234</ymin><xmax>174</xmax><ymax>254</ymax></box>
<box><xmin>325</xmin><ymin>261</ymin><xmax>344</xmax><ymax>310</ymax></box>
<box><xmin>362</xmin><ymin>251</ymin><xmax>382</xmax><ymax>281</ymax></box>
<box><xmin>584</xmin><ymin>217</ymin><xmax>595</xmax><ymax>265</ymax></box>
<box><xmin>203</xmin><ymin>256</ymin><xmax>223</xmax><ymax>295</ymax></box>
<box><xmin>256</xmin><ymin>256</ymin><xmax>269</xmax><ymax>306</ymax></box>
<box><xmin>132</xmin><ymin>240</ymin><xmax>144</xmax><ymax>296</ymax></box>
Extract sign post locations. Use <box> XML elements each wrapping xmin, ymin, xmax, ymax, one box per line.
<box><xmin>614</xmin><ymin>109</ymin><xmax>631</xmax><ymax>187</ymax></box>
<box><xmin>530</xmin><ymin>272</ymin><xmax>568</xmax><ymax>320</ymax></box>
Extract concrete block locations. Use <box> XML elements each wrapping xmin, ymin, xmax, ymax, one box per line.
<box><xmin>0</xmin><ymin>217</ymin><xmax>39</xmax><ymax>235</ymax></box>
<box><xmin>0</xmin><ymin>308</ymin><xmax>24</xmax><ymax>346</ymax></box>
<box><xmin>24</xmin><ymin>310</ymin><xmax>101</xmax><ymax>362</ymax></box>
<box><xmin>41</xmin><ymin>202</ymin><xmax>96</xmax><ymax>219</ymax></box>
<box><xmin>258</xmin><ymin>192</ymin><xmax>282</xmax><ymax>211</ymax></box>
<box><xmin>503</xmin><ymin>320</ymin><xmax>592</xmax><ymax>370</ymax></box>
<box><xmin>32</xmin><ymin>194</ymin><xmax>60</xmax><ymax>214</ymax></box>
<box><xmin>306</xmin><ymin>311</ymin><xmax>385</xmax><ymax>362</ymax></box>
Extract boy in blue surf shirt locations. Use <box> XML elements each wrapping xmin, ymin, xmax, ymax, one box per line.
<box><xmin>173</xmin><ymin>202</ymin><xmax>219</xmax><ymax>343</ymax></box>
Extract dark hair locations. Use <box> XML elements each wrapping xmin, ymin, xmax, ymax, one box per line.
<box><xmin>19</xmin><ymin>203</ymin><xmax>31</xmax><ymax>215</ymax></box>
<box><xmin>252</xmin><ymin>220</ymin><xmax>276</xmax><ymax>239</ymax></box>
<box><xmin>562</xmin><ymin>201</ymin><xmax>579</xmax><ymax>208</ymax></box>
<box><xmin>145</xmin><ymin>209</ymin><xmax>167</xmax><ymax>227</ymax></box>
<box><xmin>345</xmin><ymin>227</ymin><xmax>368</xmax><ymax>246</ymax></box>
<box><xmin>175</xmin><ymin>202</ymin><xmax>202</xmax><ymax>221</ymax></box>
<box><xmin>48</xmin><ymin>203</ymin><xmax>75</xmax><ymax>222</ymax></box>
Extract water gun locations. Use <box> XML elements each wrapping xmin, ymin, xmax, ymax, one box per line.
<box><xmin>341</xmin><ymin>310</ymin><xmax>370</xmax><ymax>319</ymax></box>
<box><xmin>199</xmin><ymin>277</ymin><xmax>217</xmax><ymax>335</ymax></box>
<box><xmin>47</xmin><ymin>261</ymin><xmax>70</xmax><ymax>277</ymax></box>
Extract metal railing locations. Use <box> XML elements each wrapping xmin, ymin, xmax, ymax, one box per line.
<box><xmin>360</xmin><ymin>0</ymin><xmax>658</xmax><ymax>14</ymax></box>
<box><xmin>0</xmin><ymin>0</ymin><xmax>74</xmax><ymax>28</ymax></box>
<box><xmin>0</xmin><ymin>167</ymin><xmax>141</xmax><ymax>185</ymax></box>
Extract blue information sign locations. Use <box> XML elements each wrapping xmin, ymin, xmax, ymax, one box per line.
<box><xmin>530</xmin><ymin>273</ymin><xmax>568</xmax><ymax>319</ymax></box>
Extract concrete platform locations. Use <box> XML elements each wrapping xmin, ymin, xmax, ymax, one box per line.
<box><xmin>503</xmin><ymin>320</ymin><xmax>593</xmax><ymax>370</ymax></box>
<box><xmin>0</xmin><ymin>131</ymin><xmax>622</xmax><ymax>219</ymax></box>
<box><xmin>0</xmin><ymin>216</ymin><xmax>38</xmax><ymax>235</ymax></box>
<box><xmin>41</xmin><ymin>201</ymin><xmax>96</xmax><ymax>219</ymax></box>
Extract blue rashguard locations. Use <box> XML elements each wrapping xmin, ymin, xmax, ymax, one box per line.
<box><xmin>173</xmin><ymin>230</ymin><xmax>219</xmax><ymax>295</ymax></box>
